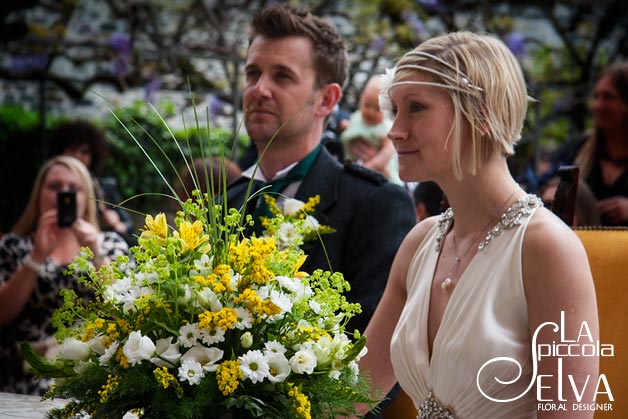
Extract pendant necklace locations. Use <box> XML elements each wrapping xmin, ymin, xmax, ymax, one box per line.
<box><xmin>440</xmin><ymin>190</ymin><xmax>518</xmax><ymax>291</ymax></box>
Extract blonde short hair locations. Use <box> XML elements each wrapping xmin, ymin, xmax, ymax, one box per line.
<box><xmin>12</xmin><ymin>155</ymin><xmax>98</xmax><ymax>234</ymax></box>
<box><xmin>392</xmin><ymin>31</ymin><xmax>529</xmax><ymax>179</ymax></box>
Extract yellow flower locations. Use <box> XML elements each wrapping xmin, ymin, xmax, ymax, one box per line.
<box><xmin>216</xmin><ymin>360</ymin><xmax>242</xmax><ymax>396</ymax></box>
<box><xmin>153</xmin><ymin>367</ymin><xmax>183</xmax><ymax>397</ymax></box>
<box><xmin>140</xmin><ymin>213</ymin><xmax>168</xmax><ymax>240</ymax></box>
<box><xmin>98</xmin><ymin>374</ymin><xmax>120</xmax><ymax>403</ymax></box>
<box><xmin>174</xmin><ymin>220</ymin><xmax>208</xmax><ymax>252</ymax></box>
<box><xmin>287</xmin><ymin>383</ymin><xmax>311</xmax><ymax>419</ymax></box>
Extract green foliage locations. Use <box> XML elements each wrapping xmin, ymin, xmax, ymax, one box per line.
<box><xmin>102</xmin><ymin>101</ymin><xmax>249</xmax><ymax>215</ymax></box>
<box><xmin>0</xmin><ymin>105</ymin><xmax>57</xmax><ymax>232</ymax></box>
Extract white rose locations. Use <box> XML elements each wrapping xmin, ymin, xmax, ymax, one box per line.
<box><xmin>123</xmin><ymin>331</ymin><xmax>156</xmax><ymax>365</ymax></box>
<box><xmin>59</xmin><ymin>338</ymin><xmax>91</xmax><ymax>361</ymax></box>
<box><xmin>151</xmin><ymin>337</ymin><xmax>181</xmax><ymax>367</ymax></box>
<box><xmin>289</xmin><ymin>348</ymin><xmax>317</xmax><ymax>374</ymax></box>
<box><xmin>282</xmin><ymin>198</ymin><xmax>305</xmax><ymax>216</ymax></box>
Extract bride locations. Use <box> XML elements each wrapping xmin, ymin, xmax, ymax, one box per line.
<box><xmin>354</xmin><ymin>32</ymin><xmax>599</xmax><ymax>418</ymax></box>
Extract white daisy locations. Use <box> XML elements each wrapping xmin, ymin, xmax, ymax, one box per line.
<box><xmin>178</xmin><ymin>323</ymin><xmax>200</xmax><ymax>348</ymax></box>
<box><xmin>239</xmin><ymin>350</ymin><xmax>270</xmax><ymax>384</ymax></box>
<box><xmin>234</xmin><ymin>307</ymin><xmax>254</xmax><ymax>330</ymax></box>
<box><xmin>263</xmin><ymin>340</ymin><xmax>287</xmax><ymax>355</ymax></box>
<box><xmin>99</xmin><ymin>341</ymin><xmax>119</xmax><ymax>365</ymax></box>
<box><xmin>200</xmin><ymin>326</ymin><xmax>225</xmax><ymax>346</ymax></box>
<box><xmin>178</xmin><ymin>359</ymin><xmax>205</xmax><ymax>385</ymax></box>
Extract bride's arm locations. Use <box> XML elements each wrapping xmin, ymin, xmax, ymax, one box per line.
<box><xmin>523</xmin><ymin>208</ymin><xmax>599</xmax><ymax>418</ymax></box>
<box><xmin>349</xmin><ymin>218</ymin><xmax>436</xmax><ymax>418</ymax></box>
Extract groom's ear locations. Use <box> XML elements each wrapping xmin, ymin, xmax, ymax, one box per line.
<box><xmin>315</xmin><ymin>83</ymin><xmax>341</xmax><ymax>118</ymax></box>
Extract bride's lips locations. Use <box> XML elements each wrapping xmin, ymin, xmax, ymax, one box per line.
<box><xmin>396</xmin><ymin>149</ymin><xmax>420</xmax><ymax>157</ymax></box>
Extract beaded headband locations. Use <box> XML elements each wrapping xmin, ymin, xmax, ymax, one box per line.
<box><xmin>378</xmin><ymin>50</ymin><xmax>483</xmax><ymax>119</ymax></box>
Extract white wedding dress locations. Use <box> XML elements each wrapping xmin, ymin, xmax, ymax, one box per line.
<box><xmin>390</xmin><ymin>195</ymin><xmax>542</xmax><ymax>418</ymax></box>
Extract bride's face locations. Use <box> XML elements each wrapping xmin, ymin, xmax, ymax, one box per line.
<box><xmin>387</xmin><ymin>72</ymin><xmax>467</xmax><ymax>183</ymax></box>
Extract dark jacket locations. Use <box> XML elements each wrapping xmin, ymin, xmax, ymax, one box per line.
<box><xmin>227</xmin><ymin>147</ymin><xmax>416</xmax><ymax>334</ymax></box>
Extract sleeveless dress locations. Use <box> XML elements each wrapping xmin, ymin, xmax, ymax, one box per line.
<box><xmin>390</xmin><ymin>194</ymin><xmax>542</xmax><ymax>419</ymax></box>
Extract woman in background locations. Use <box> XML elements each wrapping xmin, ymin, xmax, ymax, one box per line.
<box><xmin>0</xmin><ymin>156</ymin><xmax>128</xmax><ymax>394</ymax></box>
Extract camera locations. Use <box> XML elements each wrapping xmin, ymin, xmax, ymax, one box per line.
<box><xmin>57</xmin><ymin>190</ymin><xmax>77</xmax><ymax>228</ymax></box>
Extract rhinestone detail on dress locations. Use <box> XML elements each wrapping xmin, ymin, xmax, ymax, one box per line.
<box><xmin>435</xmin><ymin>194</ymin><xmax>542</xmax><ymax>252</ymax></box>
<box><xmin>417</xmin><ymin>392</ymin><xmax>455</xmax><ymax>419</ymax></box>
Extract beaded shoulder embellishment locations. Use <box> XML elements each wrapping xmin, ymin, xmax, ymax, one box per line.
<box><xmin>435</xmin><ymin>194</ymin><xmax>542</xmax><ymax>252</ymax></box>
<box><xmin>417</xmin><ymin>392</ymin><xmax>455</xmax><ymax>419</ymax></box>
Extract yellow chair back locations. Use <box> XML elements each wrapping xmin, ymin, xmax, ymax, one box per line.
<box><xmin>574</xmin><ymin>227</ymin><xmax>628</xmax><ymax>417</ymax></box>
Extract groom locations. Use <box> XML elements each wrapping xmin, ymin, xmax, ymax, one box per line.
<box><xmin>227</xmin><ymin>4</ymin><xmax>415</xmax><ymax>338</ymax></box>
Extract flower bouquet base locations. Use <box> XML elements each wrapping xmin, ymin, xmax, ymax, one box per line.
<box><xmin>23</xmin><ymin>192</ymin><xmax>378</xmax><ymax>419</ymax></box>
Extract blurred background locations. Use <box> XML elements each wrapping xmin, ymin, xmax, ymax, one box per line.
<box><xmin>1</xmin><ymin>0</ymin><xmax>627</xmax><ymax>232</ymax></box>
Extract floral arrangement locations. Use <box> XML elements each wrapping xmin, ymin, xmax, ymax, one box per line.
<box><xmin>259</xmin><ymin>195</ymin><xmax>335</xmax><ymax>251</ymax></box>
<box><xmin>22</xmin><ymin>188</ymin><xmax>377</xmax><ymax>419</ymax></box>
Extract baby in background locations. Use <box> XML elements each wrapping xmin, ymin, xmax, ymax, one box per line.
<box><xmin>340</xmin><ymin>75</ymin><xmax>399</xmax><ymax>182</ymax></box>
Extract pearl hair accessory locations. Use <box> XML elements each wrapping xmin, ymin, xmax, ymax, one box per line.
<box><xmin>377</xmin><ymin>51</ymin><xmax>483</xmax><ymax>121</ymax></box>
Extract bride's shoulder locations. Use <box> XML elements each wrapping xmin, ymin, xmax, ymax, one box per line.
<box><xmin>400</xmin><ymin>215</ymin><xmax>441</xmax><ymax>251</ymax></box>
<box><xmin>523</xmin><ymin>206</ymin><xmax>589</xmax><ymax>268</ymax></box>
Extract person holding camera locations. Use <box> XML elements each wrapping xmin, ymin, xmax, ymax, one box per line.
<box><xmin>0</xmin><ymin>155</ymin><xmax>129</xmax><ymax>395</ymax></box>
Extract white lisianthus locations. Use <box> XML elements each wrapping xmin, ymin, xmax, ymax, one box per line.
<box><xmin>197</xmin><ymin>288</ymin><xmax>223</xmax><ymax>312</ymax></box>
<box><xmin>278</xmin><ymin>222</ymin><xmax>299</xmax><ymax>246</ymax></box>
<box><xmin>151</xmin><ymin>337</ymin><xmax>181</xmax><ymax>368</ymax></box>
<box><xmin>308</xmin><ymin>300</ymin><xmax>321</xmax><ymax>314</ymax></box>
<box><xmin>123</xmin><ymin>331</ymin><xmax>156</xmax><ymax>366</ymax></box>
<box><xmin>181</xmin><ymin>346</ymin><xmax>224</xmax><ymax>372</ymax></box>
<box><xmin>240</xmin><ymin>332</ymin><xmax>253</xmax><ymax>349</ymax></box>
<box><xmin>356</xmin><ymin>344</ymin><xmax>368</xmax><ymax>361</ymax></box>
<box><xmin>265</xmin><ymin>352</ymin><xmax>291</xmax><ymax>383</ymax></box>
<box><xmin>303</xmin><ymin>215</ymin><xmax>320</xmax><ymax>231</ymax></box>
<box><xmin>178</xmin><ymin>359</ymin><xmax>205</xmax><ymax>385</ymax></box>
<box><xmin>330</xmin><ymin>333</ymin><xmax>351</xmax><ymax>360</ymax></box>
<box><xmin>276</xmin><ymin>276</ymin><xmax>301</xmax><ymax>294</ymax></box>
<box><xmin>269</xmin><ymin>290</ymin><xmax>292</xmax><ymax>314</ymax></box>
<box><xmin>348</xmin><ymin>360</ymin><xmax>360</xmax><ymax>384</ymax></box>
<box><xmin>88</xmin><ymin>335</ymin><xmax>107</xmax><ymax>355</ymax></box>
<box><xmin>176</xmin><ymin>284</ymin><xmax>193</xmax><ymax>305</ymax></box>
<box><xmin>189</xmin><ymin>253</ymin><xmax>213</xmax><ymax>277</ymax></box>
<box><xmin>240</xmin><ymin>350</ymin><xmax>270</xmax><ymax>384</ymax></box>
<box><xmin>328</xmin><ymin>369</ymin><xmax>341</xmax><ymax>380</ymax></box>
<box><xmin>282</xmin><ymin>198</ymin><xmax>305</xmax><ymax>216</ymax></box>
<box><xmin>102</xmin><ymin>277</ymin><xmax>133</xmax><ymax>304</ymax></box>
<box><xmin>99</xmin><ymin>341</ymin><xmax>119</xmax><ymax>365</ymax></box>
<box><xmin>58</xmin><ymin>338</ymin><xmax>91</xmax><ymax>361</ymax></box>
<box><xmin>178</xmin><ymin>323</ymin><xmax>200</xmax><ymax>348</ymax></box>
<box><xmin>312</xmin><ymin>335</ymin><xmax>333</xmax><ymax>365</ymax></box>
<box><xmin>289</xmin><ymin>348</ymin><xmax>317</xmax><ymax>375</ymax></box>
<box><xmin>134</xmin><ymin>271</ymin><xmax>158</xmax><ymax>285</ymax></box>
<box><xmin>74</xmin><ymin>360</ymin><xmax>96</xmax><ymax>375</ymax></box>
